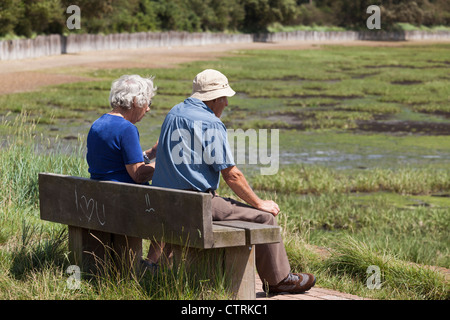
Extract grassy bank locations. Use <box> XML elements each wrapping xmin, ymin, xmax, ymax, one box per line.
<box><xmin>0</xmin><ymin>113</ymin><xmax>448</xmax><ymax>300</ymax></box>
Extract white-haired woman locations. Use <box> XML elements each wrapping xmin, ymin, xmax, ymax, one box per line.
<box><xmin>87</xmin><ymin>74</ymin><xmax>158</xmax><ymax>184</ymax></box>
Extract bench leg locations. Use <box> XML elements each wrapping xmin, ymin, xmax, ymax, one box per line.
<box><xmin>110</xmin><ymin>233</ymin><xmax>142</xmax><ymax>273</ymax></box>
<box><xmin>171</xmin><ymin>244</ymin><xmax>256</xmax><ymax>300</ymax></box>
<box><xmin>68</xmin><ymin>226</ymin><xmax>110</xmax><ymax>275</ymax></box>
<box><xmin>68</xmin><ymin>226</ymin><xmax>142</xmax><ymax>276</ymax></box>
<box><xmin>224</xmin><ymin>245</ymin><xmax>256</xmax><ymax>300</ymax></box>
<box><xmin>171</xmin><ymin>244</ymin><xmax>224</xmax><ymax>276</ymax></box>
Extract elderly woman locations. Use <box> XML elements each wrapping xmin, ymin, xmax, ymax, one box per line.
<box><xmin>87</xmin><ymin>74</ymin><xmax>161</xmax><ymax>271</ymax></box>
<box><xmin>87</xmin><ymin>74</ymin><xmax>157</xmax><ymax>184</ymax></box>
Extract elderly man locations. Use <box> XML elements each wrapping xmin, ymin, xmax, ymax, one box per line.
<box><xmin>152</xmin><ymin>69</ymin><xmax>315</xmax><ymax>294</ymax></box>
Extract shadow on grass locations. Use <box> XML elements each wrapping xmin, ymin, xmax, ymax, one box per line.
<box><xmin>9</xmin><ymin>221</ymin><xmax>68</xmax><ymax>280</ymax></box>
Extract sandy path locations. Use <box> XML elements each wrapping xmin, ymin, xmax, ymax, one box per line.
<box><xmin>1</xmin><ymin>39</ymin><xmax>448</xmax><ymax>95</ymax></box>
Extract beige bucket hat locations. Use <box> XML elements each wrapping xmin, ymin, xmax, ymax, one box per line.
<box><xmin>191</xmin><ymin>69</ymin><xmax>236</xmax><ymax>101</ymax></box>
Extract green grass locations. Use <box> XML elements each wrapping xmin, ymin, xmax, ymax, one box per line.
<box><xmin>0</xmin><ymin>114</ymin><xmax>232</xmax><ymax>300</ymax></box>
<box><xmin>320</xmin><ymin>236</ymin><xmax>448</xmax><ymax>300</ymax></box>
<box><xmin>251</xmin><ymin>165</ymin><xmax>450</xmax><ymax>195</ymax></box>
<box><xmin>0</xmin><ymin>43</ymin><xmax>449</xmax><ymax>300</ymax></box>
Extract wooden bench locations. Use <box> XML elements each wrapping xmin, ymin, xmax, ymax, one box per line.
<box><xmin>38</xmin><ymin>173</ymin><xmax>281</xmax><ymax>299</ymax></box>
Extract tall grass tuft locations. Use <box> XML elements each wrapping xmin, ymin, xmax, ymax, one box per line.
<box><xmin>323</xmin><ymin>236</ymin><xmax>449</xmax><ymax>300</ymax></box>
<box><xmin>1</xmin><ymin>113</ymin><xmax>88</xmax><ymax>202</ymax></box>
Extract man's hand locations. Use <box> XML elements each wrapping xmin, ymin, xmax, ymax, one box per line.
<box><xmin>221</xmin><ymin>165</ymin><xmax>281</xmax><ymax>216</ymax></box>
<box><xmin>255</xmin><ymin>200</ymin><xmax>280</xmax><ymax>216</ymax></box>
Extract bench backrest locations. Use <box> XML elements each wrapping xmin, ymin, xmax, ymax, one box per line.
<box><xmin>38</xmin><ymin>173</ymin><xmax>214</xmax><ymax>249</ymax></box>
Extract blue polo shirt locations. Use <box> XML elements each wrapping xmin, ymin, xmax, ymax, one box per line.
<box><xmin>152</xmin><ymin>98</ymin><xmax>235</xmax><ymax>191</ymax></box>
<box><xmin>86</xmin><ymin>114</ymin><xmax>145</xmax><ymax>184</ymax></box>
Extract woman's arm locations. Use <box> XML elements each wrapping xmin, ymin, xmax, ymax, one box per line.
<box><xmin>126</xmin><ymin>162</ymin><xmax>155</xmax><ymax>184</ymax></box>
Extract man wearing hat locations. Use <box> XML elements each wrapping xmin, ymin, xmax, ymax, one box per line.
<box><xmin>151</xmin><ymin>69</ymin><xmax>316</xmax><ymax>294</ymax></box>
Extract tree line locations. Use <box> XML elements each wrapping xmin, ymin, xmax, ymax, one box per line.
<box><xmin>1</xmin><ymin>0</ymin><xmax>449</xmax><ymax>38</ymax></box>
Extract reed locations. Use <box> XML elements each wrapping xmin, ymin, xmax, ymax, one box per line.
<box><xmin>251</xmin><ymin>164</ymin><xmax>450</xmax><ymax>195</ymax></box>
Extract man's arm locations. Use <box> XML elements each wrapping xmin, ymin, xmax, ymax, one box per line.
<box><xmin>221</xmin><ymin>165</ymin><xmax>280</xmax><ymax>216</ymax></box>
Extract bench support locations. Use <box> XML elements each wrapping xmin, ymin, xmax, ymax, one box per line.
<box><xmin>68</xmin><ymin>226</ymin><xmax>142</xmax><ymax>275</ymax></box>
<box><xmin>172</xmin><ymin>244</ymin><xmax>256</xmax><ymax>300</ymax></box>
<box><xmin>224</xmin><ymin>245</ymin><xmax>256</xmax><ymax>300</ymax></box>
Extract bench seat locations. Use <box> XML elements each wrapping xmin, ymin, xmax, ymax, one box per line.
<box><xmin>38</xmin><ymin>173</ymin><xmax>281</xmax><ymax>299</ymax></box>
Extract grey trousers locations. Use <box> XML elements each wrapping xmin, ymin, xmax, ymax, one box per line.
<box><xmin>210</xmin><ymin>194</ymin><xmax>291</xmax><ymax>285</ymax></box>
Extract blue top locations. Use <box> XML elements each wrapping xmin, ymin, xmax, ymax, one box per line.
<box><xmin>152</xmin><ymin>98</ymin><xmax>235</xmax><ymax>191</ymax></box>
<box><xmin>86</xmin><ymin>114</ymin><xmax>145</xmax><ymax>184</ymax></box>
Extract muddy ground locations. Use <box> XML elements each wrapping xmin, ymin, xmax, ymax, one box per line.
<box><xmin>1</xmin><ymin>39</ymin><xmax>449</xmax><ymax>135</ymax></box>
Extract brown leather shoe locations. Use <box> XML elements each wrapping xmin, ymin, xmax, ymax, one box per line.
<box><xmin>265</xmin><ymin>273</ymin><xmax>316</xmax><ymax>294</ymax></box>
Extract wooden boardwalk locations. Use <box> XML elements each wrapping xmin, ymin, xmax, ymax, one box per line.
<box><xmin>255</xmin><ymin>275</ymin><xmax>368</xmax><ymax>300</ymax></box>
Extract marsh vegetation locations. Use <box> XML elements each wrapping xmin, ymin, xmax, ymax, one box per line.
<box><xmin>0</xmin><ymin>44</ymin><xmax>448</xmax><ymax>299</ymax></box>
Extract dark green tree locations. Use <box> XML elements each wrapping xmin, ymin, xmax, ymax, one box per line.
<box><xmin>10</xmin><ymin>0</ymin><xmax>66</xmax><ymax>37</ymax></box>
<box><xmin>0</xmin><ymin>0</ymin><xmax>25</xmax><ymax>36</ymax></box>
<box><xmin>1</xmin><ymin>0</ymin><xmax>448</xmax><ymax>37</ymax></box>
<box><xmin>60</xmin><ymin>0</ymin><xmax>113</xmax><ymax>33</ymax></box>
<box><xmin>240</xmin><ymin>0</ymin><xmax>298</xmax><ymax>32</ymax></box>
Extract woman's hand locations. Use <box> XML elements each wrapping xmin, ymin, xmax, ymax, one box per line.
<box><xmin>144</xmin><ymin>140</ymin><xmax>158</xmax><ymax>160</ymax></box>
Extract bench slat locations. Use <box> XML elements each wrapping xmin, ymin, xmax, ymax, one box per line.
<box><xmin>213</xmin><ymin>220</ymin><xmax>281</xmax><ymax>245</ymax></box>
<box><xmin>212</xmin><ymin>224</ymin><xmax>246</xmax><ymax>248</ymax></box>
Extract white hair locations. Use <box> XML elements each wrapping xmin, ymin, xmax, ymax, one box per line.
<box><xmin>109</xmin><ymin>75</ymin><xmax>156</xmax><ymax>109</ymax></box>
